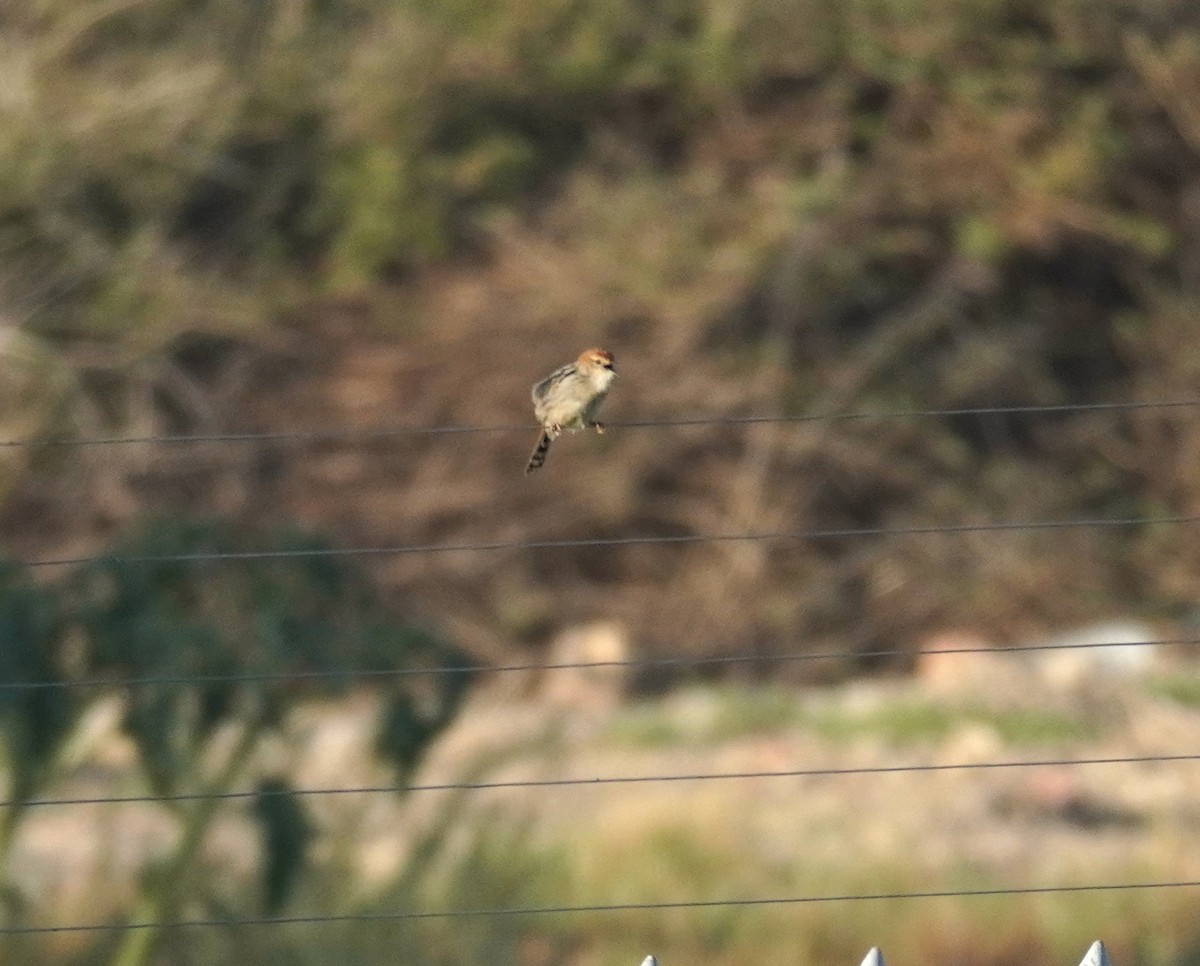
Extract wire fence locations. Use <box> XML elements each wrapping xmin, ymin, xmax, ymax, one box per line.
<box><xmin>4</xmin><ymin>752</ymin><xmax>1196</xmax><ymax>811</ymax></box>
<box><xmin>1</xmin><ymin>632</ymin><xmax>1193</xmax><ymax>692</ymax></box>
<box><xmin>20</xmin><ymin>512</ymin><xmax>1199</xmax><ymax>568</ymax></box>
<box><xmin>2</xmin><ymin>882</ymin><xmax>1197</xmax><ymax>936</ymax></box>
<box><xmin>3</xmin><ymin>399</ymin><xmax>1200</xmax><ymax>947</ymax></box>
<box><xmin>0</xmin><ymin>397</ymin><xmax>1196</xmax><ymax>449</ymax></box>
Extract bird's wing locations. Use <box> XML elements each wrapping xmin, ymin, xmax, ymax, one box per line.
<box><xmin>531</xmin><ymin>362</ymin><xmax>576</xmax><ymax>402</ymax></box>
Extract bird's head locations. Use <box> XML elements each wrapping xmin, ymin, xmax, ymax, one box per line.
<box><xmin>578</xmin><ymin>347</ymin><xmax>616</xmax><ymax>374</ymax></box>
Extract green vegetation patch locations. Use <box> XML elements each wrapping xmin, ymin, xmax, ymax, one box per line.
<box><xmin>610</xmin><ymin>685</ymin><xmax>1097</xmax><ymax>749</ymax></box>
<box><xmin>805</xmin><ymin>702</ymin><xmax>1098</xmax><ymax>747</ymax></box>
<box><xmin>1147</xmin><ymin>673</ymin><xmax>1200</xmax><ymax>709</ymax></box>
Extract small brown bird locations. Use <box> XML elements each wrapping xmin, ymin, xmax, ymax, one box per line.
<box><xmin>526</xmin><ymin>348</ymin><xmax>616</xmax><ymax>473</ymax></box>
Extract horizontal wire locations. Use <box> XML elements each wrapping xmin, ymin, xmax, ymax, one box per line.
<box><xmin>1</xmin><ymin>398</ymin><xmax>1196</xmax><ymax>449</ymax></box>
<box><xmin>2</xmin><ymin>634</ymin><xmax>1195</xmax><ymax>693</ymax></box>
<box><xmin>6</xmin><ymin>752</ymin><xmax>1195</xmax><ymax>811</ymax></box>
<box><xmin>4</xmin><ymin>880</ymin><xmax>1198</xmax><ymax>935</ymax></box>
<box><xmin>21</xmin><ymin>512</ymin><xmax>1199</xmax><ymax>569</ymax></box>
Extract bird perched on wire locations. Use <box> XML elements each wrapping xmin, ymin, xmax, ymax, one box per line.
<box><xmin>526</xmin><ymin>347</ymin><xmax>616</xmax><ymax>473</ymax></box>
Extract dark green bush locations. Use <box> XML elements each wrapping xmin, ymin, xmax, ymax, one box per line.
<box><xmin>0</xmin><ymin>511</ymin><xmax>473</xmax><ymax>964</ymax></box>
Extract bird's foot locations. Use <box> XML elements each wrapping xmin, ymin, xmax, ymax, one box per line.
<box><xmin>592</xmin><ymin>421</ymin><xmax>606</xmax><ymax>435</ymax></box>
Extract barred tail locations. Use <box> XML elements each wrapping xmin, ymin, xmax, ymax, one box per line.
<box><xmin>526</xmin><ymin>431</ymin><xmax>553</xmax><ymax>473</ymax></box>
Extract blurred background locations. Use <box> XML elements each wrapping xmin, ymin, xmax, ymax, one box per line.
<box><xmin>2</xmin><ymin>0</ymin><xmax>1200</xmax><ymax>963</ymax></box>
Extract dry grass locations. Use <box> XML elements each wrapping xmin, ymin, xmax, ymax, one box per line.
<box><xmin>9</xmin><ymin>664</ymin><xmax>1200</xmax><ymax>966</ymax></box>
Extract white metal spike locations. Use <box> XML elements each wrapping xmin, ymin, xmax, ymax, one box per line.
<box><xmin>1079</xmin><ymin>941</ymin><xmax>1113</xmax><ymax>966</ymax></box>
<box><xmin>859</xmin><ymin>947</ymin><xmax>888</xmax><ymax>966</ymax></box>
<box><xmin>639</xmin><ymin>957</ymin><xmax>659</xmax><ymax>966</ymax></box>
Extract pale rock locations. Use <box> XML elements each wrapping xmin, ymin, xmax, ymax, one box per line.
<box><xmin>541</xmin><ymin>620</ymin><xmax>632</xmax><ymax>709</ymax></box>
<box><xmin>915</xmin><ymin>630</ymin><xmax>1015</xmax><ymax>694</ymax></box>
<box><xmin>1027</xmin><ymin>621</ymin><xmax>1159</xmax><ymax>687</ymax></box>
